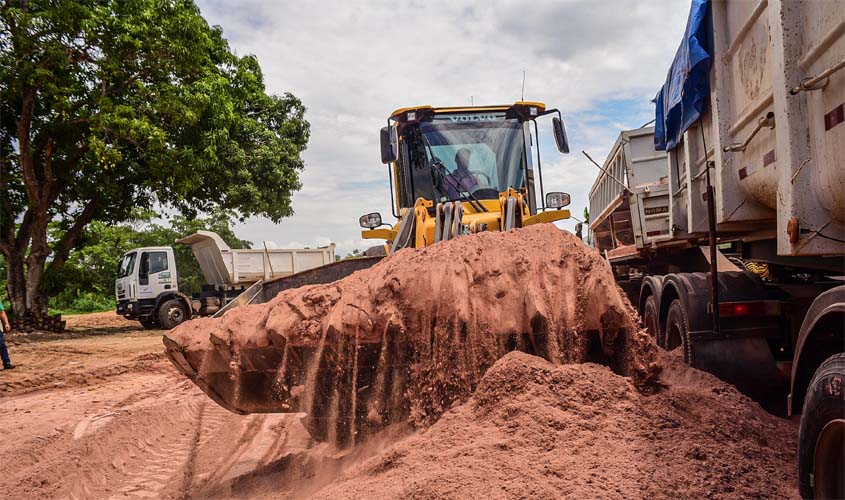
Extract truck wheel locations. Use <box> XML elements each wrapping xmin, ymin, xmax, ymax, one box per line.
<box><xmin>642</xmin><ymin>296</ymin><xmax>660</xmax><ymax>345</ymax></box>
<box><xmin>664</xmin><ymin>299</ymin><xmax>694</xmax><ymax>364</ymax></box>
<box><xmin>799</xmin><ymin>353</ymin><xmax>844</xmax><ymax>500</ymax></box>
<box><xmin>139</xmin><ymin>318</ymin><xmax>158</xmax><ymax>330</ymax></box>
<box><xmin>158</xmin><ymin>299</ymin><xmax>188</xmax><ymax>330</ymax></box>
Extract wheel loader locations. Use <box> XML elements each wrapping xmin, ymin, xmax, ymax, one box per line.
<box><xmin>163</xmin><ymin>102</ymin><xmax>583</xmax><ymax>443</ymax></box>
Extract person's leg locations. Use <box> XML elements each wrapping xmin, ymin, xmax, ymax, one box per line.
<box><xmin>0</xmin><ymin>331</ymin><xmax>11</xmax><ymax>368</ymax></box>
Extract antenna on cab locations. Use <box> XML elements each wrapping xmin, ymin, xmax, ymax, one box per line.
<box><xmin>521</xmin><ymin>70</ymin><xmax>526</xmax><ymax>101</ymax></box>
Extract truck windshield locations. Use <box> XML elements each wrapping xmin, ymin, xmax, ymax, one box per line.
<box><xmin>118</xmin><ymin>252</ymin><xmax>137</xmax><ymax>278</ymax></box>
<box><xmin>403</xmin><ymin>113</ymin><xmax>527</xmax><ymax>203</ymax></box>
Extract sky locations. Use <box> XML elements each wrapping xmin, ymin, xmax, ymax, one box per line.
<box><xmin>195</xmin><ymin>0</ymin><xmax>690</xmax><ymax>256</ymax></box>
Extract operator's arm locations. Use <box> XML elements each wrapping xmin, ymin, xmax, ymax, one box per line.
<box><xmin>0</xmin><ymin>310</ymin><xmax>9</xmax><ymax>331</ymax></box>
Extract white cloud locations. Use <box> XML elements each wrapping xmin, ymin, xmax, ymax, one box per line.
<box><xmin>196</xmin><ymin>0</ymin><xmax>689</xmax><ymax>247</ymax></box>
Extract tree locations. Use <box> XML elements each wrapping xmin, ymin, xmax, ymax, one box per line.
<box><xmin>0</xmin><ymin>0</ymin><xmax>309</xmax><ymax>319</ymax></box>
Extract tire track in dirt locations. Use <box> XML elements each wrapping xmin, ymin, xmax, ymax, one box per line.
<box><xmin>0</xmin><ymin>352</ymin><xmax>165</xmax><ymax>397</ymax></box>
<box><xmin>104</xmin><ymin>398</ymin><xmax>207</xmax><ymax>500</ymax></box>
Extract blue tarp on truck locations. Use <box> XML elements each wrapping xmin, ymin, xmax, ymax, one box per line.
<box><xmin>654</xmin><ymin>0</ymin><xmax>713</xmax><ymax>151</ymax></box>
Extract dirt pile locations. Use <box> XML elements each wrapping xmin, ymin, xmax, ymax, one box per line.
<box><xmin>293</xmin><ymin>351</ymin><xmax>796</xmax><ymax>500</ymax></box>
<box><xmin>165</xmin><ymin>224</ymin><xmax>659</xmax><ymax>445</ymax></box>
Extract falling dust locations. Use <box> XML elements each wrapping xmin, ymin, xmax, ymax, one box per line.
<box><xmin>165</xmin><ymin>224</ymin><xmax>660</xmax><ymax>446</ymax></box>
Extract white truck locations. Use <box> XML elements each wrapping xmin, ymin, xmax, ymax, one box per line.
<box><xmin>589</xmin><ymin>1</ymin><xmax>843</xmax><ymax>498</ymax></box>
<box><xmin>115</xmin><ymin>231</ymin><xmax>336</xmax><ymax>329</ymax></box>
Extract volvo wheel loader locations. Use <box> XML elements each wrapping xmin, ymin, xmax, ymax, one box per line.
<box><xmin>163</xmin><ymin>102</ymin><xmax>579</xmax><ymax>443</ymax></box>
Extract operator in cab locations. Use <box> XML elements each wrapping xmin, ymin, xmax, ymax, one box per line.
<box><xmin>442</xmin><ymin>148</ymin><xmax>479</xmax><ymax>199</ymax></box>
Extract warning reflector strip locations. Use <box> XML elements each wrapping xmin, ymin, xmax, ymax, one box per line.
<box><xmin>825</xmin><ymin>104</ymin><xmax>844</xmax><ymax>131</ymax></box>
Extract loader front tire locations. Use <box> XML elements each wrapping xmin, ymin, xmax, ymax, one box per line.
<box><xmin>158</xmin><ymin>299</ymin><xmax>187</xmax><ymax>330</ymax></box>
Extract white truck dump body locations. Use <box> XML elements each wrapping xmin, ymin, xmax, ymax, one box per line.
<box><xmin>176</xmin><ymin>231</ymin><xmax>336</xmax><ymax>287</ymax></box>
<box><xmin>669</xmin><ymin>0</ymin><xmax>844</xmax><ymax>256</ymax></box>
<box><xmin>588</xmin><ymin>127</ymin><xmax>670</xmax><ymax>259</ymax></box>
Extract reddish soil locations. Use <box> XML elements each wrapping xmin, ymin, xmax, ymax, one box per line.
<box><xmin>1</xmin><ymin>322</ymin><xmax>313</xmax><ymax>500</ymax></box>
<box><xmin>0</xmin><ymin>329</ymin><xmax>799</xmax><ymax>499</ymax></box>
<box><xmin>63</xmin><ymin>310</ymin><xmax>140</xmax><ymax>331</ymax></box>
<box><xmin>165</xmin><ymin>225</ymin><xmax>659</xmax><ymax>444</ymax></box>
<box><xmin>304</xmin><ymin>351</ymin><xmax>799</xmax><ymax>500</ymax></box>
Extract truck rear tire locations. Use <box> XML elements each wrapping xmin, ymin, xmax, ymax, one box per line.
<box><xmin>158</xmin><ymin>299</ymin><xmax>187</xmax><ymax>330</ymax></box>
<box><xmin>798</xmin><ymin>353</ymin><xmax>844</xmax><ymax>500</ymax></box>
<box><xmin>642</xmin><ymin>296</ymin><xmax>660</xmax><ymax>345</ymax></box>
<box><xmin>664</xmin><ymin>299</ymin><xmax>695</xmax><ymax>364</ymax></box>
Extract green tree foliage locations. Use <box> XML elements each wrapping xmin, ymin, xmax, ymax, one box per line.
<box><xmin>0</xmin><ymin>0</ymin><xmax>309</xmax><ymax>318</ymax></box>
<box><xmin>47</xmin><ymin>210</ymin><xmax>251</xmax><ymax>313</ymax></box>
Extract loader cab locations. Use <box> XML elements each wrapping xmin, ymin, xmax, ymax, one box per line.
<box><xmin>381</xmin><ymin>103</ymin><xmax>568</xmax><ymax>216</ymax></box>
<box><xmin>115</xmin><ymin>247</ymin><xmax>179</xmax><ymax>320</ymax></box>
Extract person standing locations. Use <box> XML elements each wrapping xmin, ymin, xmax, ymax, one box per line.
<box><xmin>0</xmin><ymin>299</ymin><xmax>14</xmax><ymax>369</ymax></box>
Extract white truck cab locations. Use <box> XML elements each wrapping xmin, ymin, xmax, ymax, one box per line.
<box><xmin>115</xmin><ymin>246</ymin><xmax>190</xmax><ymax>329</ymax></box>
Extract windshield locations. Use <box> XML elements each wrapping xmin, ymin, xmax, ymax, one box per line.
<box><xmin>118</xmin><ymin>252</ymin><xmax>137</xmax><ymax>279</ymax></box>
<box><xmin>402</xmin><ymin>113</ymin><xmax>527</xmax><ymax>203</ymax></box>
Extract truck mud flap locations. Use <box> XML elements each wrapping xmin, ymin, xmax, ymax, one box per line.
<box><xmin>688</xmin><ymin>331</ymin><xmax>786</xmax><ymax>412</ymax></box>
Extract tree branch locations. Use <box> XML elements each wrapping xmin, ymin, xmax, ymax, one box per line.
<box><xmin>50</xmin><ymin>195</ymin><xmax>101</xmax><ymax>266</ymax></box>
<box><xmin>17</xmin><ymin>86</ymin><xmax>41</xmax><ymax>206</ymax></box>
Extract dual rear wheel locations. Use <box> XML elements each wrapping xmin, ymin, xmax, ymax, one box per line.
<box><xmin>642</xmin><ymin>296</ymin><xmax>693</xmax><ymax>363</ymax></box>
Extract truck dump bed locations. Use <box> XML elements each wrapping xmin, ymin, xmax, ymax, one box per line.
<box><xmin>665</xmin><ymin>1</ymin><xmax>844</xmax><ymax>256</ymax></box>
<box><xmin>588</xmin><ymin>127</ymin><xmax>670</xmax><ymax>261</ymax></box>
<box><xmin>176</xmin><ymin>231</ymin><xmax>336</xmax><ymax>287</ymax></box>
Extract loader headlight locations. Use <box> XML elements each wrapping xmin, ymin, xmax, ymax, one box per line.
<box><xmin>359</xmin><ymin>212</ymin><xmax>383</xmax><ymax>229</ymax></box>
<box><xmin>546</xmin><ymin>192</ymin><xmax>571</xmax><ymax>209</ymax></box>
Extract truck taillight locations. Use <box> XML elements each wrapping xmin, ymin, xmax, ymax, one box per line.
<box><xmin>718</xmin><ymin>301</ymin><xmax>781</xmax><ymax>317</ymax></box>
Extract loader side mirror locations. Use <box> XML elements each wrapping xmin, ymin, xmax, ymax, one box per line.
<box><xmin>360</xmin><ymin>212</ymin><xmax>383</xmax><ymax>229</ymax></box>
<box><xmin>380</xmin><ymin>127</ymin><xmax>397</xmax><ymax>164</ymax></box>
<box><xmin>546</xmin><ymin>192</ymin><xmax>571</xmax><ymax>209</ymax></box>
<box><xmin>552</xmin><ymin>117</ymin><xmax>569</xmax><ymax>154</ymax></box>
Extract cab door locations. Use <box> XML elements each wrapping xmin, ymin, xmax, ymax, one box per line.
<box><xmin>138</xmin><ymin>250</ymin><xmax>174</xmax><ymax>299</ymax></box>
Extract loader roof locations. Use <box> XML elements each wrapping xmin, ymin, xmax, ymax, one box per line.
<box><xmin>389</xmin><ymin>101</ymin><xmax>547</xmax><ymax>122</ymax></box>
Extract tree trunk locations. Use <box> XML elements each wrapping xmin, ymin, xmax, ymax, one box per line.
<box><xmin>4</xmin><ymin>251</ymin><xmax>27</xmax><ymax>321</ymax></box>
<box><xmin>24</xmin><ymin>212</ymin><xmax>51</xmax><ymax>318</ymax></box>
<box><xmin>25</xmin><ymin>258</ymin><xmax>49</xmax><ymax>318</ymax></box>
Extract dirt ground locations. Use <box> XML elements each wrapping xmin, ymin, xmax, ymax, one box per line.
<box><xmin>1</xmin><ymin>314</ymin><xmax>800</xmax><ymax>499</ymax></box>
<box><xmin>1</xmin><ymin>313</ymin><xmax>315</xmax><ymax>499</ymax></box>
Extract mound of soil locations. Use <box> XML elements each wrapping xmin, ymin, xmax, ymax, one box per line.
<box><xmin>298</xmin><ymin>351</ymin><xmax>797</xmax><ymax>500</ymax></box>
<box><xmin>165</xmin><ymin>224</ymin><xmax>659</xmax><ymax>444</ymax></box>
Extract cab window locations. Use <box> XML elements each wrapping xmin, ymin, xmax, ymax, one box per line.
<box><xmin>139</xmin><ymin>251</ymin><xmax>168</xmax><ymax>278</ymax></box>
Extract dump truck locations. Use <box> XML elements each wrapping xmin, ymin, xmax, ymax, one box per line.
<box><xmin>588</xmin><ymin>1</ymin><xmax>844</xmax><ymax>498</ymax></box>
<box><xmin>115</xmin><ymin>231</ymin><xmax>335</xmax><ymax>329</ymax></box>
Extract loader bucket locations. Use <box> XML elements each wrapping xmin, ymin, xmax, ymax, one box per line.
<box><xmin>163</xmin><ymin>256</ymin><xmax>383</xmax><ymax>415</ymax></box>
